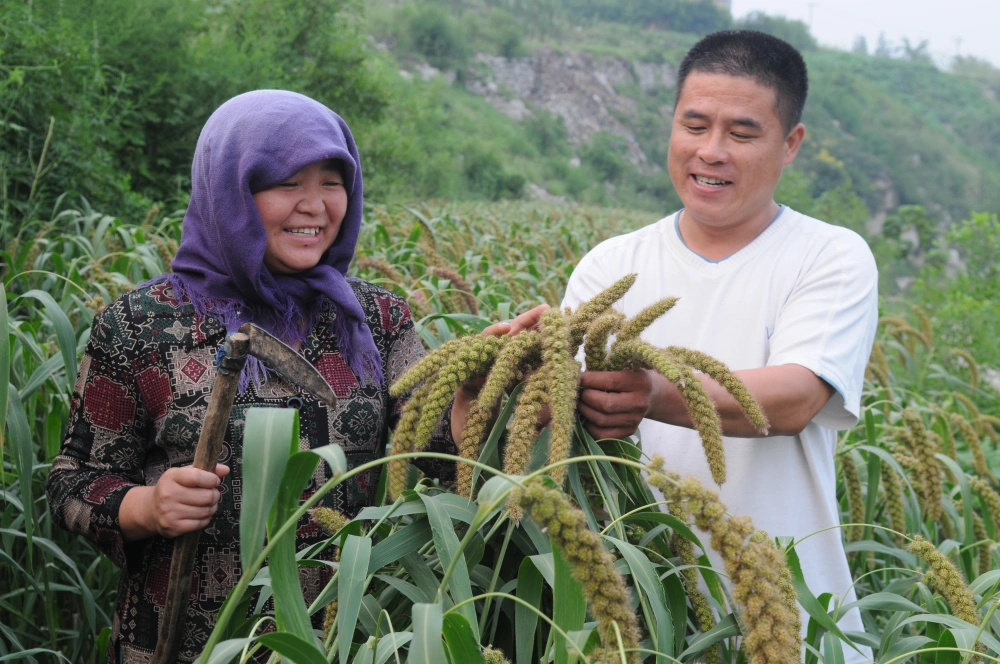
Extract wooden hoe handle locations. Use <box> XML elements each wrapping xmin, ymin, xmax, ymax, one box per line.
<box><xmin>151</xmin><ymin>332</ymin><xmax>250</xmax><ymax>664</ymax></box>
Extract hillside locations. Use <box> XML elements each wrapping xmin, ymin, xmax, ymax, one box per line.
<box><xmin>365</xmin><ymin>0</ymin><xmax>1000</xmax><ymax>229</ymax></box>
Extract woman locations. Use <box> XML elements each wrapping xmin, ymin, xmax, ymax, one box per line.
<box><xmin>46</xmin><ymin>90</ymin><xmax>543</xmax><ymax>662</ymax></box>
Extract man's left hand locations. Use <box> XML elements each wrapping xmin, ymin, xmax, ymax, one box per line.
<box><xmin>577</xmin><ymin>368</ymin><xmax>658</xmax><ymax>440</ymax></box>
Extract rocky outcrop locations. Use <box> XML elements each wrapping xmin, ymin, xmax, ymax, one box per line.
<box><xmin>465</xmin><ymin>49</ymin><xmax>676</xmax><ymax>170</ymax></box>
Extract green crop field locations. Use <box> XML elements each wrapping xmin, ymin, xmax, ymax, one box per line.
<box><xmin>2</xmin><ymin>200</ymin><xmax>999</xmax><ymax>663</ymax></box>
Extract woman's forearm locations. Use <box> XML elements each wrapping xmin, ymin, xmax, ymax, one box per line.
<box><xmin>119</xmin><ymin>486</ymin><xmax>156</xmax><ymax>542</ymax></box>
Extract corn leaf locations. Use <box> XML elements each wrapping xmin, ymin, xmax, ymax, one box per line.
<box><xmin>338</xmin><ymin>535</ymin><xmax>373</xmax><ymax>664</ymax></box>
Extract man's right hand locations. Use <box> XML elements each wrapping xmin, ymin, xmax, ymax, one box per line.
<box><xmin>119</xmin><ymin>464</ymin><xmax>230</xmax><ymax>541</ymax></box>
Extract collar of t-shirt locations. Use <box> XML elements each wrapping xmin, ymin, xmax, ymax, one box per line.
<box><xmin>672</xmin><ymin>204</ymin><xmax>788</xmax><ymax>268</ymax></box>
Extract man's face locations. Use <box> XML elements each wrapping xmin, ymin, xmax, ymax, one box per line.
<box><xmin>667</xmin><ymin>72</ymin><xmax>804</xmax><ymax>232</ymax></box>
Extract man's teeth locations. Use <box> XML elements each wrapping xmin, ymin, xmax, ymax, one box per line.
<box><xmin>695</xmin><ymin>175</ymin><xmax>730</xmax><ymax>186</ymax></box>
<box><xmin>287</xmin><ymin>228</ymin><xmax>320</xmax><ymax>236</ymax></box>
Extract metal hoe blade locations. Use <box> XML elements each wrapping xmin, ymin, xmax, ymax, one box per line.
<box><xmin>244</xmin><ymin>323</ymin><xmax>337</xmax><ymax>406</ymax></box>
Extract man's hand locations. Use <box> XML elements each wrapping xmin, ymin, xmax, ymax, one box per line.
<box><xmin>120</xmin><ymin>464</ymin><xmax>230</xmax><ymax>541</ymax></box>
<box><xmin>577</xmin><ymin>369</ymin><xmax>658</xmax><ymax>440</ymax></box>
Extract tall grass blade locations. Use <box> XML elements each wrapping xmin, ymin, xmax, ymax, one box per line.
<box><xmin>606</xmin><ymin>536</ymin><xmax>673</xmax><ymax>661</ymax></box>
<box><xmin>339</xmin><ymin>535</ymin><xmax>373</xmax><ymax>664</ymax></box>
<box><xmin>420</xmin><ymin>493</ymin><xmax>479</xmax><ymax>640</ymax></box>
<box><xmin>18</xmin><ymin>290</ymin><xmax>77</xmax><ymax>391</ymax></box>
<box><xmin>6</xmin><ymin>387</ymin><xmax>33</xmax><ymax>564</ymax></box>
<box><xmin>240</xmin><ymin>408</ymin><xmax>295</xmax><ymax>573</ymax></box>
<box><xmin>0</xmin><ymin>281</ymin><xmax>9</xmax><ymax>481</ymax></box>
<box><xmin>515</xmin><ymin>556</ymin><xmax>543</xmax><ymax>664</ymax></box>
<box><xmin>410</xmin><ymin>603</ymin><xmax>447</xmax><ymax>664</ymax></box>
<box><xmin>552</xmin><ymin>543</ymin><xmax>585</xmax><ymax>664</ymax></box>
<box><xmin>255</xmin><ymin>633</ymin><xmax>328</xmax><ymax>664</ymax></box>
<box><xmin>441</xmin><ymin>613</ymin><xmax>486</xmax><ymax>663</ymax></box>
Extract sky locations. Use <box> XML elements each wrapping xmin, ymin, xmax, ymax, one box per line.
<box><xmin>730</xmin><ymin>0</ymin><xmax>1000</xmax><ymax>69</ymax></box>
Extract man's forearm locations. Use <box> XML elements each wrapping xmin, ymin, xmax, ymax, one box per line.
<box><xmin>645</xmin><ymin>364</ymin><xmax>835</xmax><ymax>437</ymax></box>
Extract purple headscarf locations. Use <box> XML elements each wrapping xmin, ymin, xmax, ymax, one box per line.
<box><xmin>162</xmin><ymin>90</ymin><xmax>382</xmax><ymax>385</ymax></box>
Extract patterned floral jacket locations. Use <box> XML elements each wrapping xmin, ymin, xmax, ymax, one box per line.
<box><xmin>46</xmin><ymin>278</ymin><xmax>455</xmax><ymax>663</ymax></box>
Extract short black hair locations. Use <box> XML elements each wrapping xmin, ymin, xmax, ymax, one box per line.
<box><xmin>675</xmin><ymin>30</ymin><xmax>808</xmax><ymax>134</ymax></box>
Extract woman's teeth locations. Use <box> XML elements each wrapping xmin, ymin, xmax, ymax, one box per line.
<box><xmin>695</xmin><ymin>175</ymin><xmax>730</xmax><ymax>187</ymax></box>
<box><xmin>287</xmin><ymin>228</ymin><xmax>320</xmax><ymax>236</ymax></box>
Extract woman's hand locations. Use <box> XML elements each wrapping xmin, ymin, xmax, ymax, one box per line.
<box><xmin>479</xmin><ymin>303</ymin><xmax>550</xmax><ymax>339</ymax></box>
<box><xmin>119</xmin><ymin>464</ymin><xmax>230</xmax><ymax>541</ymax></box>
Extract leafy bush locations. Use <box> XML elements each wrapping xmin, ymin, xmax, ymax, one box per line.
<box><xmin>737</xmin><ymin>12</ymin><xmax>817</xmax><ymax>52</ymax></box>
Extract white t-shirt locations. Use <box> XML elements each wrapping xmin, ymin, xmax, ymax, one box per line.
<box><xmin>562</xmin><ymin>206</ymin><xmax>878</xmax><ymax>659</ymax></box>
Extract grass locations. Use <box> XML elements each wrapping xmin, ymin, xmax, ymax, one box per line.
<box><xmin>1</xmin><ymin>198</ymin><xmax>999</xmax><ymax>662</ymax></box>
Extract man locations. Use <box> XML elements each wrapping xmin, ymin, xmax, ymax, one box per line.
<box><xmin>562</xmin><ymin>30</ymin><xmax>877</xmax><ymax>659</ymax></box>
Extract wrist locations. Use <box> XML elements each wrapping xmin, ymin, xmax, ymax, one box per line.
<box><xmin>119</xmin><ymin>486</ymin><xmax>156</xmax><ymax>542</ymax></box>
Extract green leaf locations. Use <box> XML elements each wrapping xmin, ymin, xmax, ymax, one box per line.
<box><xmin>606</xmin><ymin>536</ymin><xmax>673</xmax><ymax>661</ymax></box>
<box><xmin>936</xmin><ymin>629</ymin><xmax>962</xmax><ymax>664</ymax></box>
<box><xmin>879</xmin><ymin>635</ymin><xmax>934</xmax><ymax>663</ymax></box>
<box><xmin>0</xmin><ymin>281</ymin><xmax>9</xmax><ymax>479</ymax></box>
<box><xmin>822</xmin><ymin>632</ymin><xmax>846</xmax><ymax>664</ymax></box>
<box><xmin>476</xmin><ymin>474</ymin><xmax>519</xmax><ymax>508</ymax></box>
<box><xmin>312</xmin><ymin>443</ymin><xmax>347</xmax><ymax>476</ymax></box>
<box><xmin>203</xmin><ymin>638</ymin><xmax>254</xmax><ymax>664</ymax></box>
<box><xmin>373</xmin><ymin>632</ymin><xmax>412</xmax><ymax>664</ymax></box>
<box><xmin>6</xmin><ymin>387</ymin><xmax>33</xmax><ymax>564</ymax></box>
<box><xmin>516</xmin><ymin>557</ymin><xmax>544</xmax><ymax>664</ymax></box>
<box><xmin>863</xmin><ymin>449</ymin><xmax>881</xmax><ymax>541</ymax></box>
<box><xmin>472</xmin><ymin>383</ymin><xmax>524</xmax><ymax>489</ymax></box>
<box><xmin>442</xmin><ymin>613</ymin><xmax>486</xmax><ymax>664</ymax></box>
<box><xmin>18</xmin><ymin>290</ymin><xmax>77</xmax><ymax>391</ymax></box>
<box><xmin>240</xmin><ymin>408</ymin><xmax>296</xmax><ymax>574</ymax></box>
<box><xmin>786</xmin><ymin>546</ymin><xmax>865</xmax><ymax>658</ymax></box>
<box><xmin>680</xmin><ymin>614</ymin><xmax>740</xmax><ymax>658</ymax></box>
<box><xmin>552</xmin><ymin>543</ymin><xmax>586</xmax><ymax>664</ymax></box>
<box><xmin>269</xmin><ymin>447</ymin><xmax>320</xmax><ymax>645</ymax></box>
<box><xmin>339</xmin><ymin>535</ymin><xmax>373</xmax><ymax>664</ymax></box>
<box><xmin>368</xmin><ymin>519</ymin><xmax>433</xmax><ymax>573</ymax></box>
<box><xmin>528</xmin><ymin>553</ymin><xmax>554</xmax><ymax>587</ymax></box>
<box><xmin>838</xmin><ymin>592</ymin><xmax>926</xmax><ymax>616</ymax></box>
<box><xmin>410</xmin><ymin>603</ymin><xmax>447</xmax><ymax>664</ymax></box>
<box><xmin>420</xmin><ymin>493</ymin><xmax>479</xmax><ymax>640</ymax></box>
<box><xmin>375</xmin><ymin>574</ymin><xmax>431</xmax><ymax>605</ymax></box>
<box><xmin>256</xmin><ymin>633</ymin><xmax>329</xmax><ymax>664</ymax></box>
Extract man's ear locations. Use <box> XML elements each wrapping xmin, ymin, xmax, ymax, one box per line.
<box><xmin>783</xmin><ymin>123</ymin><xmax>806</xmax><ymax>165</ymax></box>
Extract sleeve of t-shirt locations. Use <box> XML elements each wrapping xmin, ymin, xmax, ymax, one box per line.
<box><xmin>561</xmin><ymin>243</ymin><xmax>616</xmax><ymax>311</ymax></box>
<box><xmin>766</xmin><ymin>230</ymin><xmax>879</xmax><ymax>430</ymax></box>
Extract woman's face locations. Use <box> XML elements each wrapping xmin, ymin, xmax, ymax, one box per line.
<box><xmin>254</xmin><ymin>159</ymin><xmax>347</xmax><ymax>274</ymax></box>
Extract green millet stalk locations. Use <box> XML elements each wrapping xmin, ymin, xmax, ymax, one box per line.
<box><xmin>568</xmin><ymin>273</ymin><xmax>637</xmax><ymax>351</ymax></box>
<box><xmin>953</xmin><ymin>391</ymin><xmax>982</xmax><ymax>420</ymax></box>
<box><xmin>908</xmin><ymin>535</ymin><xmax>979</xmax><ymax>625</ymax></box>
<box><xmin>867</xmin><ymin>341</ymin><xmax>892</xmax><ymax>389</ymax></box>
<box><xmin>667</xmin><ymin>346</ymin><xmax>769</xmax><ymax>434</ymax></box>
<box><xmin>901</xmin><ymin>409</ymin><xmax>943</xmax><ymax>521</ymax></box>
<box><xmin>881</xmin><ymin>464</ymin><xmax>906</xmax><ymax>545</ymax></box>
<box><xmin>430</xmin><ymin>266</ymin><xmax>479</xmax><ymax>315</ymax></box>
<box><xmin>390</xmin><ymin>336</ymin><xmax>476</xmax><ymax>398</ymax></box>
<box><xmin>413</xmin><ymin>336</ymin><xmax>504</xmax><ymax>453</ymax></box>
<box><xmin>951</xmin><ymin>348</ymin><xmax>981</xmax><ymax>389</ymax></box>
<box><xmin>840</xmin><ymin>452</ymin><xmax>865</xmax><ymax>543</ymax></box>
<box><xmin>951</xmin><ymin>413</ymin><xmax>993</xmax><ymax>480</ymax></box>
<box><xmin>311</xmin><ymin>507</ymin><xmax>349</xmax><ymax>644</ymax></box>
<box><xmin>610</xmin><ymin>340</ymin><xmax>726</xmax><ymax>484</ymax></box>
<box><xmin>930</xmin><ymin>404</ymin><xmax>958</xmax><ymax>460</ymax></box>
<box><xmin>616</xmin><ymin>297</ymin><xmax>679</xmax><ymax>342</ymax></box>
<box><xmin>956</xmin><ymin>499</ymin><xmax>992</xmax><ymax>578</ymax></box>
<box><xmin>477</xmin><ymin>331</ymin><xmax>542</xmax><ymax>410</ymax></box>
<box><xmin>516</xmin><ymin>480</ymin><xmax>642</xmax><ymax>664</ymax></box>
<box><xmin>648</xmin><ymin>460</ymin><xmax>800</xmax><ymax>664</ymax></box>
<box><xmin>911</xmin><ymin>305</ymin><xmax>934</xmax><ymax>346</ymax></box>
<box><xmin>583</xmin><ymin>312</ymin><xmax>625</xmax><ymax>372</ymax></box>
<box><xmin>482</xmin><ymin>646</ymin><xmax>511</xmax><ymax>664</ymax></box>
<box><xmin>457</xmin><ymin>400</ymin><xmax>496</xmax><ymax>498</ymax></box>
<box><xmin>969</xmin><ymin>476</ymin><xmax>1000</xmax><ymax>534</ymax></box>
<box><xmin>503</xmin><ymin>370</ymin><xmax>549</xmax><ymax>503</ymax></box>
<box><xmin>387</xmin><ymin>382</ymin><xmax>433</xmax><ymax>500</ymax></box>
<box><xmin>357</xmin><ymin>257</ymin><xmax>405</xmax><ymax>285</ymax></box>
<box><xmin>540</xmin><ymin>308</ymin><xmax>578</xmax><ymax>484</ymax></box>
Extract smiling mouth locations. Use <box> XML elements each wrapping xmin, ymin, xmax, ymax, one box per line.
<box><xmin>693</xmin><ymin>175</ymin><xmax>732</xmax><ymax>187</ymax></box>
<box><xmin>285</xmin><ymin>228</ymin><xmax>321</xmax><ymax>237</ymax></box>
